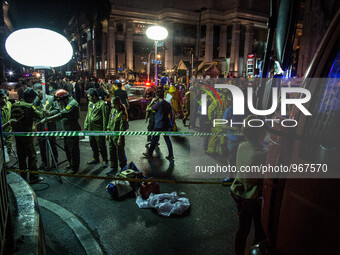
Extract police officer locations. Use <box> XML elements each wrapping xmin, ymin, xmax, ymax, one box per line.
<box><xmin>106</xmin><ymin>96</ymin><xmax>128</xmax><ymax>176</ymax></box>
<box><xmin>0</xmin><ymin>89</ymin><xmax>13</xmax><ymax>152</ymax></box>
<box><xmin>33</xmin><ymin>83</ymin><xmax>59</xmax><ymax>169</ymax></box>
<box><xmin>145</xmin><ymin>96</ymin><xmax>158</xmax><ymax>147</ymax></box>
<box><xmin>84</xmin><ymin>88</ymin><xmax>108</xmax><ymax>167</ymax></box>
<box><xmin>39</xmin><ymin>89</ymin><xmax>81</xmax><ymax>174</ymax></box>
<box><xmin>182</xmin><ymin>86</ymin><xmax>194</xmax><ymax>126</ymax></box>
<box><xmin>206</xmin><ymin>91</ymin><xmax>230</xmax><ymax>155</ymax></box>
<box><xmin>11</xmin><ymin>88</ymin><xmax>44</xmax><ymax>184</ymax></box>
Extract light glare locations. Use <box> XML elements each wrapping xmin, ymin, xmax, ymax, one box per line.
<box><xmin>5</xmin><ymin>28</ymin><xmax>73</xmax><ymax>67</ymax></box>
<box><xmin>146</xmin><ymin>26</ymin><xmax>168</xmax><ymax>41</ymax></box>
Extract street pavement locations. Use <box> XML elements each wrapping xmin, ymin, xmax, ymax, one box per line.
<box><xmin>8</xmin><ymin>108</ymin><xmax>253</xmax><ymax>255</ymax></box>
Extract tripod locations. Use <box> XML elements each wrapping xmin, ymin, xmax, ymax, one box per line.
<box><xmin>37</xmin><ymin>136</ymin><xmax>66</xmax><ymax>184</ymax></box>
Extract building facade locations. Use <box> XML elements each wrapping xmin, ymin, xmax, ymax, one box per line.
<box><xmin>70</xmin><ymin>0</ymin><xmax>269</xmax><ymax>78</ymax></box>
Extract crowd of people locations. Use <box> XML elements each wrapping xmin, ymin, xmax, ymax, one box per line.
<box><xmin>0</xmin><ymin>74</ymin><xmax>188</xmax><ymax>178</ymax></box>
<box><xmin>1</xmin><ymin>73</ymin><xmax>268</xmax><ymax>253</ymax></box>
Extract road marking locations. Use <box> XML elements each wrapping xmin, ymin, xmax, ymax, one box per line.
<box><xmin>38</xmin><ymin>198</ymin><xmax>103</xmax><ymax>255</ymax></box>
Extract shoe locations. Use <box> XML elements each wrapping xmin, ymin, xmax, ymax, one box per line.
<box><xmin>106</xmin><ymin>168</ymin><xmax>117</xmax><ymax>176</ymax></box>
<box><xmin>221</xmin><ymin>177</ymin><xmax>234</xmax><ymax>187</ymax></box>
<box><xmin>29</xmin><ymin>176</ymin><xmax>44</xmax><ymax>184</ymax></box>
<box><xmin>65</xmin><ymin>165</ymin><xmax>71</xmax><ymax>170</ymax></box>
<box><xmin>165</xmin><ymin>156</ymin><xmax>174</xmax><ymax>161</ymax></box>
<box><xmin>182</xmin><ymin>119</ymin><xmax>186</xmax><ymax>125</ymax></box>
<box><xmin>87</xmin><ymin>158</ymin><xmax>99</xmax><ymax>165</ymax></box>
<box><xmin>142</xmin><ymin>152</ymin><xmax>153</xmax><ymax>158</ymax></box>
<box><xmin>102</xmin><ymin>161</ymin><xmax>109</xmax><ymax>168</ymax></box>
<box><xmin>66</xmin><ymin>169</ymin><xmax>77</xmax><ymax>174</ymax></box>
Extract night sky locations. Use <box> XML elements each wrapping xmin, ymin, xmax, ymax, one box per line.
<box><xmin>7</xmin><ymin>0</ymin><xmax>109</xmax><ymax>34</ymax></box>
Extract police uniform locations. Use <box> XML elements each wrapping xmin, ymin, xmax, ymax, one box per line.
<box><xmin>1</xmin><ymin>100</ymin><xmax>12</xmax><ymax>150</ymax></box>
<box><xmin>183</xmin><ymin>91</ymin><xmax>190</xmax><ymax>124</ymax></box>
<box><xmin>207</xmin><ymin>97</ymin><xmax>230</xmax><ymax>154</ymax></box>
<box><xmin>34</xmin><ymin>95</ymin><xmax>59</xmax><ymax>166</ymax></box>
<box><xmin>107</xmin><ymin>107</ymin><xmax>128</xmax><ymax>170</ymax></box>
<box><xmin>11</xmin><ymin>101</ymin><xmax>43</xmax><ymax>181</ymax></box>
<box><xmin>84</xmin><ymin>99</ymin><xmax>108</xmax><ymax>162</ymax></box>
<box><xmin>57</xmin><ymin>97</ymin><xmax>81</xmax><ymax>172</ymax></box>
<box><xmin>147</xmin><ymin>109</ymin><xmax>156</xmax><ymax>142</ymax></box>
<box><xmin>146</xmin><ymin>98</ymin><xmax>157</xmax><ymax>143</ymax></box>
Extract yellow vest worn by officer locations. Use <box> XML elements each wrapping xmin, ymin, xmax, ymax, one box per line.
<box><xmin>107</xmin><ymin>107</ymin><xmax>128</xmax><ymax>145</ymax></box>
<box><xmin>11</xmin><ymin>101</ymin><xmax>43</xmax><ymax>132</ymax></box>
<box><xmin>1</xmin><ymin>101</ymin><xmax>12</xmax><ymax>132</ymax></box>
<box><xmin>207</xmin><ymin>96</ymin><xmax>230</xmax><ymax>154</ymax></box>
<box><xmin>11</xmin><ymin>99</ymin><xmax>44</xmax><ymax>181</ymax></box>
<box><xmin>84</xmin><ymin>100</ymin><xmax>108</xmax><ymax>131</ymax></box>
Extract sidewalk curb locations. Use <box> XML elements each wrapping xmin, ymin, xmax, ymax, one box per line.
<box><xmin>38</xmin><ymin>198</ymin><xmax>103</xmax><ymax>255</ymax></box>
<box><xmin>6</xmin><ymin>172</ymin><xmax>46</xmax><ymax>255</ymax></box>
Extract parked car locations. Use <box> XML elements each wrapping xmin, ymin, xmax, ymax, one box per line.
<box><xmin>128</xmin><ymin>85</ymin><xmax>156</xmax><ymax>119</ymax></box>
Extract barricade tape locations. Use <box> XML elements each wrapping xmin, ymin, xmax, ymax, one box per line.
<box><xmin>4</xmin><ymin>130</ymin><xmax>242</xmax><ymax>137</ymax></box>
<box><xmin>8</xmin><ymin>169</ymin><xmax>227</xmax><ymax>185</ymax></box>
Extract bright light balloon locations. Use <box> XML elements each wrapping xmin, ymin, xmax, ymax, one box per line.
<box><xmin>5</xmin><ymin>28</ymin><xmax>73</xmax><ymax>67</ymax></box>
<box><xmin>146</xmin><ymin>26</ymin><xmax>168</xmax><ymax>41</ymax></box>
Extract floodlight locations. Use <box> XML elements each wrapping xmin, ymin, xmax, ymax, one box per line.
<box><xmin>5</xmin><ymin>28</ymin><xmax>73</xmax><ymax>68</ymax></box>
<box><xmin>146</xmin><ymin>26</ymin><xmax>168</xmax><ymax>41</ymax></box>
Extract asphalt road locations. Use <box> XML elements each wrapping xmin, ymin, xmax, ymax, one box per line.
<box><xmin>9</xmin><ymin>110</ymin><xmax>250</xmax><ymax>255</ymax></box>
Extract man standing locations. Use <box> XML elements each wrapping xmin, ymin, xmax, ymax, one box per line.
<box><xmin>230</xmin><ymin>115</ymin><xmax>266</xmax><ymax>255</ymax></box>
<box><xmin>206</xmin><ymin>92</ymin><xmax>230</xmax><ymax>155</ymax></box>
<box><xmin>40</xmin><ymin>89</ymin><xmax>81</xmax><ymax>174</ymax></box>
<box><xmin>114</xmin><ymin>80</ymin><xmax>129</xmax><ymax>110</ymax></box>
<box><xmin>0</xmin><ymin>89</ymin><xmax>12</xmax><ymax>153</ymax></box>
<box><xmin>160</xmin><ymin>72</ymin><xmax>169</xmax><ymax>88</ymax></box>
<box><xmin>11</xmin><ymin>88</ymin><xmax>44</xmax><ymax>184</ymax></box>
<box><xmin>106</xmin><ymin>97</ymin><xmax>128</xmax><ymax>176</ymax></box>
<box><xmin>145</xmin><ymin>96</ymin><xmax>158</xmax><ymax>147</ymax></box>
<box><xmin>182</xmin><ymin>86</ymin><xmax>194</xmax><ymax>126</ymax></box>
<box><xmin>143</xmin><ymin>90</ymin><xmax>174</xmax><ymax>160</ymax></box>
<box><xmin>84</xmin><ymin>88</ymin><xmax>109</xmax><ymax>167</ymax></box>
<box><xmin>123</xmin><ymin>80</ymin><xmax>132</xmax><ymax>94</ymax></box>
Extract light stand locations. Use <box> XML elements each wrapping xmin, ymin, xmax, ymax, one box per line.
<box><xmin>146</xmin><ymin>26</ymin><xmax>168</xmax><ymax>86</ymax></box>
<box><xmin>37</xmin><ymin>67</ymin><xmax>65</xmax><ymax>183</ymax></box>
<box><xmin>5</xmin><ymin>28</ymin><xmax>73</xmax><ymax>184</ymax></box>
<box><xmin>154</xmin><ymin>40</ymin><xmax>158</xmax><ymax>86</ymax></box>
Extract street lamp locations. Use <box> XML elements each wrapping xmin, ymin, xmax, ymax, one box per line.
<box><xmin>146</xmin><ymin>25</ymin><xmax>168</xmax><ymax>86</ymax></box>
